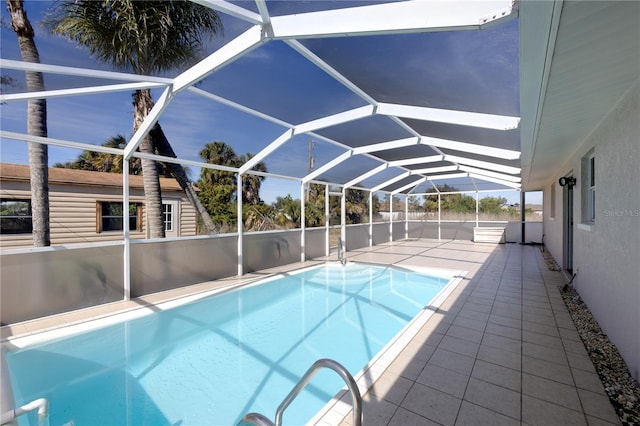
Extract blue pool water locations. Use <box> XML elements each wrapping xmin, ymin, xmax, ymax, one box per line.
<box><xmin>7</xmin><ymin>263</ymin><xmax>451</xmax><ymax>425</ymax></box>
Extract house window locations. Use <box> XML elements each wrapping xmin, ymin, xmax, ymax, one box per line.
<box><xmin>581</xmin><ymin>149</ymin><xmax>596</xmax><ymax>223</ymax></box>
<box><xmin>163</xmin><ymin>202</ymin><xmax>174</xmax><ymax>232</ymax></box>
<box><xmin>97</xmin><ymin>202</ymin><xmax>142</xmax><ymax>233</ymax></box>
<box><xmin>0</xmin><ymin>199</ymin><xmax>32</xmax><ymax>234</ymax></box>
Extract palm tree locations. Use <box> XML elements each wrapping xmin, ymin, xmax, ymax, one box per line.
<box><xmin>7</xmin><ymin>0</ymin><xmax>50</xmax><ymax>246</ymax></box>
<box><xmin>46</xmin><ymin>0</ymin><xmax>222</xmax><ymax>237</ymax></box>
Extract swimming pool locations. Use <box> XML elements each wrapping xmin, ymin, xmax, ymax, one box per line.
<box><xmin>5</xmin><ymin>262</ymin><xmax>461</xmax><ymax>425</ymax></box>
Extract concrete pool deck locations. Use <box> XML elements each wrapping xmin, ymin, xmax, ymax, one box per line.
<box><xmin>330</xmin><ymin>240</ymin><xmax>621</xmax><ymax>426</ymax></box>
<box><xmin>1</xmin><ymin>239</ymin><xmax>621</xmax><ymax>425</ymax></box>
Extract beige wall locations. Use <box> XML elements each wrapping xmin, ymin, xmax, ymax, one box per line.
<box><xmin>0</xmin><ymin>182</ymin><xmax>197</xmax><ymax>249</ymax></box>
<box><xmin>543</xmin><ymin>82</ymin><xmax>640</xmax><ymax>379</ymax></box>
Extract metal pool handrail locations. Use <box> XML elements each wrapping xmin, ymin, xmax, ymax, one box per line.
<box><xmin>242</xmin><ymin>358</ymin><xmax>363</xmax><ymax>426</ymax></box>
<box><xmin>0</xmin><ymin>398</ymin><xmax>49</xmax><ymax>426</ymax></box>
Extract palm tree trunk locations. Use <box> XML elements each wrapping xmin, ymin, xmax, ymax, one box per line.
<box><xmin>149</xmin><ymin>123</ymin><xmax>216</xmax><ymax>233</ymax></box>
<box><xmin>8</xmin><ymin>0</ymin><xmax>50</xmax><ymax>247</ymax></box>
<box><xmin>133</xmin><ymin>89</ymin><xmax>164</xmax><ymax>238</ymax></box>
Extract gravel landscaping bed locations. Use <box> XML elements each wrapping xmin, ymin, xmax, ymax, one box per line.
<box><xmin>543</xmin><ymin>250</ymin><xmax>640</xmax><ymax>425</ymax></box>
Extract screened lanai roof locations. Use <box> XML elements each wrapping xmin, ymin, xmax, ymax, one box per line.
<box><xmin>0</xmin><ymin>0</ymin><xmax>522</xmax><ymax>196</ymax></box>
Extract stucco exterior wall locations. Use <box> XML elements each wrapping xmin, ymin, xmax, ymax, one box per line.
<box><xmin>543</xmin><ymin>82</ymin><xmax>640</xmax><ymax>379</ymax></box>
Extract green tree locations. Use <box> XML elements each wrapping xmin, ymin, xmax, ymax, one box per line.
<box><xmin>197</xmin><ymin>142</ymin><xmax>268</xmax><ymax>230</ymax></box>
<box><xmin>7</xmin><ymin>0</ymin><xmax>50</xmax><ymax>246</ymax></box>
<box><xmin>46</xmin><ymin>0</ymin><xmax>222</xmax><ymax>238</ymax></box>
<box><xmin>479</xmin><ymin>196</ymin><xmax>507</xmax><ymax>214</ymax></box>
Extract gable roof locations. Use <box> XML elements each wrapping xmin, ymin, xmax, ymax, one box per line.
<box><xmin>0</xmin><ymin>163</ymin><xmax>184</xmax><ymax>192</ymax></box>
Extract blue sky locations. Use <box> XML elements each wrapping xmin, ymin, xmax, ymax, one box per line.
<box><xmin>0</xmin><ymin>1</ymin><xmax>539</xmax><ymax>205</ymax></box>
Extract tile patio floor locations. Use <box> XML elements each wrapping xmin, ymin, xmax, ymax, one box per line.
<box><xmin>333</xmin><ymin>239</ymin><xmax>620</xmax><ymax>426</ymax></box>
<box><xmin>1</xmin><ymin>239</ymin><xmax>621</xmax><ymax>425</ymax></box>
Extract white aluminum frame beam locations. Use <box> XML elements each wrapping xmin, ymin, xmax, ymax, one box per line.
<box><xmin>173</xmin><ymin>25</ymin><xmax>265</xmax><ymax>93</ymax></box>
<box><xmin>378</xmin><ymin>103</ymin><xmax>520</xmax><ymax>130</ymax></box>
<box><xmin>294</xmin><ymin>105</ymin><xmax>374</xmax><ymax>135</ymax></box>
<box><xmin>410</xmin><ymin>165</ymin><xmax>459</xmax><ymax>175</ymax></box>
<box><xmin>468</xmin><ymin>173</ymin><xmax>522</xmax><ymax>189</ymax></box>
<box><xmin>371</xmin><ymin>171</ymin><xmax>410</xmax><ymax>192</ymax></box>
<box><xmin>0</xmin><ymin>82</ymin><xmax>168</xmax><ymax>102</ymax></box>
<box><xmin>420</xmin><ymin>136</ymin><xmax>520</xmax><ymax>160</ymax></box>
<box><xmin>444</xmin><ymin>155</ymin><xmax>521</xmax><ymax>175</ymax></box>
<box><xmin>269</xmin><ymin>0</ymin><xmax>516</xmax><ymax>39</ymax></box>
<box><xmin>124</xmin><ymin>87</ymin><xmax>174</xmax><ymax>160</ymax></box>
<box><xmin>388</xmin><ymin>155</ymin><xmax>443</xmax><ymax>167</ymax></box>
<box><xmin>458</xmin><ymin>165</ymin><xmax>522</xmax><ymax>183</ymax></box>
<box><xmin>343</xmin><ymin>163</ymin><xmax>388</xmax><ymax>189</ymax></box>
<box><xmin>427</xmin><ymin>172</ymin><xmax>469</xmax><ymax>181</ymax></box>
<box><xmin>392</xmin><ymin>177</ymin><xmax>426</xmax><ymax>195</ymax></box>
<box><xmin>302</xmin><ymin>150</ymin><xmax>352</xmax><ymax>183</ymax></box>
<box><xmin>192</xmin><ymin>0</ymin><xmax>264</xmax><ymax>25</ymax></box>
<box><xmin>0</xmin><ymin>59</ymin><xmax>172</xmax><ymax>84</ymax></box>
<box><xmin>352</xmin><ymin>137</ymin><xmax>420</xmax><ymax>155</ymax></box>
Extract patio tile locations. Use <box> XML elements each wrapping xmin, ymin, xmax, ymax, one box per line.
<box><xmin>368</xmin><ymin>372</ymin><xmax>414</xmax><ymax>405</ymax></box>
<box><xmin>522</xmin><ymin>319</ymin><xmax>560</xmax><ymax>337</ymax></box>
<box><xmin>522</xmin><ymin>355</ymin><xmax>574</xmax><ymax>385</ymax></box>
<box><xmin>416</xmin><ymin>363</ymin><xmax>470</xmax><ymax>398</ymax></box>
<box><xmin>429</xmin><ymin>348</ymin><xmax>475</xmax><ymax>375</ymax></box>
<box><xmin>572</xmin><ymin>369</ymin><xmax>606</xmax><ymax>393</ymax></box>
<box><xmin>521</xmin><ymin>395</ymin><xmax>587</xmax><ymax>425</ymax></box>
<box><xmin>481</xmin><ymin>333</ymin><xmax>521</xmax><ymax>355</ymax></box>
<box><xmin>438</xmin><ymin>335</ymin><xmax>480</xmax><ymax>358</ymax></box>
<box><xmin>585</xmin><ymin>415</ymin><xmax>621</xmax><ymax>426</ymax></box>
<box><xmin>387</xmin><ymin>352</ymin><xmax>427</xmax><ymax>381</ymax></box>
<box><xmin>522</xmin><ymin>373</ymin><xmax>582</xmax><ymax>411</ymax></box>
<box><xmin>563</xmin><ymin>338</ymin><xmax>591</xmax><ymax>357</ymax></box>
<box><xmin>484</xmin><ymin>322</ymin><xmax>521</xmax><ymax>340</ymax></box>
<box><xmin>402</xmin><ymin>382</ymin><xmax>462</xmax><ymax>426</ymax></box>
<box><xmin>577</xmin><ymin>388</ymin><xmax>620</xmax><ymax>424</ymax></box>
<box><xmin>522</xmin><ymin>330</ymin><xmax>564</xmax><ymax>350</ymax></box>
<box><xmin>488</xmin><ymin>313</ymin><xmax>522</xmax><ymax>329</ymax></box>
<box><xmin>559</xmin><ymin>327</ymin><xmax>582</xmax><ymax>342</ymax></box>
<box><xmin>451</xmin><ymin>315</ymin><xmax>487</xmax><ymax>332</ymax></box>
<box><xmin>388</xmin><ymin>407</ymin><xmax>440</xmax><ymax>426</ymax></box>
<box><xmin>445</xmin><ymin>325</ymin><xmax>484</xmax><ymax>344</ymax></box>
<box><xmin>463</xmin><ymin>377</ymin><xmax>520</xmax><ymax>419</ymax></box>
<box><xmin>476</xmin><ymin>343</ymin><xmax>521</xmax><ymax>371</ymax></box>
<box><xmin>341</xmin><ymin>394</ymin><xmax>398</xmax><ymax>426</ymax></box>
<box><xmin>567</xmin><ymin>352</ymin><xmax>598</xmax><ymax>373</ymax></box>
<box><xmin>522</xmin><ymin>341</ymin><xmax>568</xmax><ymax>365</ymax></box>
<box><xmin>457</xmin><ymin>309</ymin><xmax>490</xmax><ymax>322</ymax></box>
<box><xmin>471</xmin><ymin>359</ymin><xmax>520</xmax><ymax>391</ymax></box>
<box><xmin>455</xmin><ymin>401</ymin><xmax>520</xmax><ymax>426</ymax></box>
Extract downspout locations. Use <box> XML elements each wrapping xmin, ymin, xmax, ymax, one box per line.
<box><xmin>237</xmin><ymin>173</ymin><xmax>243</xmax><ymax>276</ymax></box>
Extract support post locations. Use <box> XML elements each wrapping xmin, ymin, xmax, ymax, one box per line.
<box><xmin>389</xmin><ymin>195</ymin><xmax>393</xmax><ymax>243</ymax></box>
<box><xmin>237</xmin><ymin>173</ymin><xmax>243</xmax><ymax>276</ymax></box>
<box><xmin>123</xmin><ymin>159</ymin><xmax>131</xmax><ymax>301</ymax></box>
<box><xmin>341</xmin><ymin>188</ymin><xmax>346</xmax><ymax>253</ymax></box>
<box><xmin>369</xmin><ymin>191</ymin><xmax>373</xmax><ymax>246</ymax></box>
<box><xmin>325</xmin><ymin>184</ymin><xmax>330</xmax><ymax>257</ymax></box>
<box><xmin>438</xmin><ymin>193</ymin><xmax>441</xmax><ymax>241</ymax></box>
<box><xmin>520</xmin><ymin>191</ymin><xmax>526</xmax><ymax>244</ymax></box>
<box><xmin>301</xmin><ymin>182</ymin><xmax>306</xmax><ymax>262</ymax></box>
<box><xmin>405</xmin><ymin>195</ymin><xmax>409</xmax><ymax>239</ymax></box>
<box><xmin>475</xmin><ymin>191</ymin><xmax>479</xmax><ymax>228</ymax></box>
